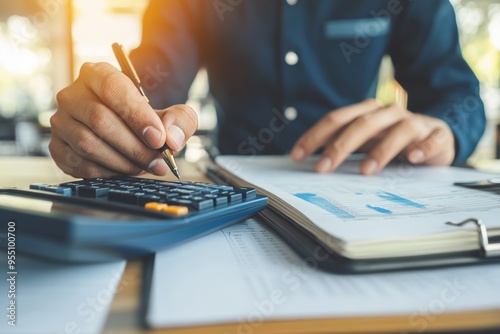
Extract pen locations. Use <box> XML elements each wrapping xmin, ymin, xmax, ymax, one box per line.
<box><xmin>112</xmin><ymin>43</ymin><xmax>181</xmax><ymax>179</ymax></box>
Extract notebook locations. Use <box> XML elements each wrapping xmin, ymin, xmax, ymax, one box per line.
<box><xmin>211</xmin><ymin>155</ymin><xmax>500</xmax><ymax>273</ymax></box>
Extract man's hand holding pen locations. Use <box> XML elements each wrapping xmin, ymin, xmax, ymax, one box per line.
<box><xmin>50</xmin><ymin>62</ymin><xmax>198</xmax><ymax>178</ymax></box>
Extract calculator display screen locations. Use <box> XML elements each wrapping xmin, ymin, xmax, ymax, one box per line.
<box><xmin>0</xmin><ymin>194</ymin><xmax>149</xmax><ymax>220</ymax></box>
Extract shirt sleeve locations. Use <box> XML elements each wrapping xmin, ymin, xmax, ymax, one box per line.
<box><xmin>388</xmin><ymin>0</ymin><xmax>485</xmax><ymax>165</ymax></box>
<box><xmin>129</xmin><ymin>0</ymin><xmax>203</xmax><ymax>109</ymax></box>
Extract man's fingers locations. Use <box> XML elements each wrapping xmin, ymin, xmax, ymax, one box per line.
<box><xmin>360</xmin><ymin>117</ymin><xmax>425</xmax><ymax>175</ymax></box>
<box><xmin>64</xmin><ymin>95</ymin><xmax>168</xmax><ymax>174</ymax></box>
<box><xmin>49</xmin><ymin>138</ymin><xmax>126</xmax><ymax>179</ymax></box>
<box><xmin>77</xmin><ymin>62</ymin><xmax>166</xmax><ymax>149</ymax></box>
<box><xmin>316</xmin><ymin>104</ymin><xmax>408</xmax><ymax>173</ymax></box>
<box><xmin>291</xmin><ymin>99</ymin><xmax>382</xmax><ymax>161</ymax></box>
<box><xmin>406</xmin><ymin>126</ymin><xmax>455</xmax><ymax>166</ymax></box>
<box><xmin>158</xmin><ymin>104</ymin><xmax>198</xmax><ymax>151</ymax></box>
<box><xmin>50</xmin><ymin>112</ymin><xmax>167</xmax><ymax>176</ymax></box>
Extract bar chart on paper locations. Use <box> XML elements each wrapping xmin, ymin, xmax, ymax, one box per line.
<box><xmin>287</xmin><ymin>181</ymin><xmax>496</xmax><ymax>222</ymax></box>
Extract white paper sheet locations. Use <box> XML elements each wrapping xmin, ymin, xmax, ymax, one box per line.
<box><xmin>146</xmin><ymin>218</ymin><xmax>500</xmax><ymax>329</ymax></box>
<box><xmin>0</xmin><ymin>252</ymin><xmax>126</xmax><ymax>334</ymax></box>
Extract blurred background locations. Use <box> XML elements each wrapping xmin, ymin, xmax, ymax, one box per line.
<box><xmin>0</xmin><ymin>0</ymin><xmax>499</xmax><ymax>167</ymax></box>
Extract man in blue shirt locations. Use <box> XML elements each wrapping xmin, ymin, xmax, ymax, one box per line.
<box><xmin>50</xmin><ymin>0</ymin><xmax>485</xmax><ymax>178</ymax></box>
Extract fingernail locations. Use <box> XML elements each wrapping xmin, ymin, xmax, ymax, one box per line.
<box><xmin>292</xmin><ymin>147</ymin><xmax>305</xmax><ymax>161</ymax></box>
<box><xmin>168</xmin><ymin>125</ymin><xmax>185</xmax><ymax>150</ymax></box>
<box><xmin>410</xmin><ymin>150</ymin><xmax>425</xmax><ymax>163</ymax></box>
<box><xmin>317</xmin><ymin>157</ymin><xmax>333</xmax><ymax>173</ymax></box>
<box><xmin>363</xmin><ymin>159</ymin><xmax>378</xmax><ymax>175</ymax></box>
<box><xmin>148</xmin><ymin>158</ymin><xmax>168</xmax><ymax>175</ymax></box>
<box><xmin>143</xmin><ymin>126</ymin><xmax>162</xmax><ymax>148</ymax></box>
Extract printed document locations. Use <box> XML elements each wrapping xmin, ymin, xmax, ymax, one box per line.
<box><xmin>146</xmin><ymin>218</ymin><xmax>500</xmax><ymax>329</ymax></box>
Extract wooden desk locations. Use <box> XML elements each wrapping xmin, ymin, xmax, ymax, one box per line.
<box><xmin>2</xmin><ymin>158</ymin><xmax>500</xmax><ymax>334</ymax></box>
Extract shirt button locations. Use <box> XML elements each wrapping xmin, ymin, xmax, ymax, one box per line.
<box><xmin>286</xmin><ymin>0</ymin><xmax>298</xmax><ymax>5</ymax></box>
<box><xmin>284</xmin><ymin>107</ymin><xmax>298</xmax><ymax>121</ymax></box>
<box><xmin>285</xmin><ymin>51</ymin><xmax>299</xmax><ymax>66</ymax></box>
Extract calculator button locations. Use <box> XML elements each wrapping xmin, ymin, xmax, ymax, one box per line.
<box><xmin>30</xmin><ymin>183</ymin><xmax>50</xmax><ymax>190</ymax></box>
<box><xmin>59</xmin><ymin>182</ymin><xmax>86</xmax><ymax>192</ymax></box>
<box><xmin>187</xmin><ymin>197</ymin><xmax>214</xmax><ymax>210</ymax></box>
<box><xmin>30</xmin><ymin>184</ymin><xmax>73</xmax><ymax>196</ymax></box>
<box><xmin>156</xmin><ymin>182</ymin><xmax>179</xmax><ymax>187</ymax></box>
<box><xmin>232</xmin><ymin>187</ymin><xmax>256</xmax><ymax>199</ymax></box>
<box><xmin>180</xmin><ymin>185</ymin><xmax>219</xmax><ymax>194</ymax></box>
<box><xmin>138</xmin><ymin>195</ymin><xmax>163</xmax><ymax>206</ymax></box>
<box><xmin>171</xmin><ymin>189</ymin><xmax>196</xmax><ymax>195</ymax></box>
<box><xmin>202</xmin><ymin>194</ymin><xmax>228</xmax><ymax>206</ymax></box>
<box><xmin>108</xmin><ymin>190</ymin><xmax>144</xmax><ymax>205</ymax></box>
<box><xmin>164</xmin><ymin>198</ymin><xmax>194</xmax><ymax>206</ymax></box>
<box><xmin>47</xmin><ymin>186</ymin><xmax>73</xmax><ymax>196</ymax></box>
<box><xmin>218</xmin><ymin>191</ymin><xmax>242</xmax><ymax>203</ymax></box>
<box><xmin>140</xmin><ymin>188</ymin><xmax>160</xmax><ymax>194</ymax></box>
<box><xmin>144</xmin><ymin>202</ymin><xmax>168</xmax><ymax>211</ymax></box>
<box><xmin>79</xmin><ymin>186</ymin><xmax>108</xmax><ymax>198</ymax></box>
<box><xmin>116</xmin><ymin>185</ymin><xmax>141</xmax><ymax>192</ymax></box>
<box><xmin>156</xmin><ymin>191</ymin><xmax>180</xmax><ymax>199</ymax></box>
<box><xmin>161</xmin><ymin>205</ymin><xmax>189</xmax><ymax>216</ymax></box>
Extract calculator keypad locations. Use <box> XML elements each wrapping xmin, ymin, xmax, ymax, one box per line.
<box><xmin>30</xmin><ymin>177</ymin><xmax>257</xmax><ymax>215</ymax></box>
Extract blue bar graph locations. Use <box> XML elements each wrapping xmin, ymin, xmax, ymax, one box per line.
<box><xmin>377</xmin><ymin>192</ymin><xmax>424</xmax><ymax>208</ymax></box>
<box><xmin>366</xmin><ymin>204</ymin><xmax>392</xmax><ymax>214</ymax></box>
<box><xmin>294</xmin><ymin>193</ymin><xmax>355</xmax><ymax>219</ymax></box>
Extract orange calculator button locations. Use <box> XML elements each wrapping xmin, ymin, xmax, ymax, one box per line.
<box><xmin>144</xmin><ymin>202</ymin><xmax>168</xmax><ymax>211</ymax></box>
<box><xmin>162</xmin><ymin>206</ymin><xmax>189</xmax><ymax>216</ymax></box>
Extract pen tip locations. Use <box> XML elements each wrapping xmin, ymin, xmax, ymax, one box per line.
<box><xmin>173</xmin><ymin>170</ymin><xmax>181</xmax><ymax>180</ymax></box>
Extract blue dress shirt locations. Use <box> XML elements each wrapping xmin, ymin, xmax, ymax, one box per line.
<box><xmin>130</xmin><ymin>0</ymin><xmax>485</xmax><ymax>164</ymax></box>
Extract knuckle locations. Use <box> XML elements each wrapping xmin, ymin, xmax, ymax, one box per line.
<box><xmin>324</xmin><ymin>112</ymin><xmax>341</xmax><ymax>125</ymax></box>
<box><xmin>127</xmin><ymin>108</ymin><xmax>143</xmax><ymax>129</ymax></box>
<box><xmin>364</xmin><ymin>98</ymin><xmax>380</xmax><ymax>108</ymax></box>
<box><xmin>356</xmin><ymin>114</ymin><xmax>372</xmax><ymax>126</ymax></box>
<box><xmin>87</xmin><ymin>105</ymin><xmax>108</xmax><ymax>130</ymax></box>
<box><xmin>329</xmin><ymin>140</ymin><xmax>346</xmax><ymax>155</ymax></box>
<box><xmin>73</xmin><ymin>130</ymin><xmax>95</xmax><ymax>156</ymax></box>
<box><xmin>300</xmin><ymin>134</ymin><xmax>319</xmax><ymax>150</ymax></box>
<box><xmin>49</xmin><ymin>112</ymin><xmax>60</xmax><ymax>129</ymax></box>
<box><xmin>79</xmin><ymin>62</ymin><xmax>96</xmax><ymax>78</ymax></box>
<box><xmin>99</xmin><ymin>72</ymin><xmax>123</xmax><ymax>102</ymax></box>
<box><xmin>400</xmin><ymin>117</ymin><xmax>418</xmax><ymax>132</ymax></box>
<box><xmin>371</xmin><ymin>144</ymin><xmax>393</xmax><ymax>162</ymax></box>
<box><xmin>56</xmin><ymin>87</ymin><xmax>71</xmax><ymax>106</ymax></box>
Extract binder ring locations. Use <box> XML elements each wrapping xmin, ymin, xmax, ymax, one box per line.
<box><xmin>446</xmin><ymin>218</ymin><xmax>500</xmax><ymax>258</ymax></box>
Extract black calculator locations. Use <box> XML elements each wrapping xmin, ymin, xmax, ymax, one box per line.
<box><xmin>0</xmin><ymin>176</ymin><xmax>267</xmax><ymax>262</ymax></box>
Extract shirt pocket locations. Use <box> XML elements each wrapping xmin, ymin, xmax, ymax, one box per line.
<box><xmin>324</xmin><ymin>17</ymin><xmax>390</xmax><ymax>39</ymax></box>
